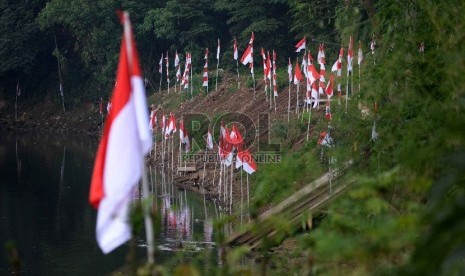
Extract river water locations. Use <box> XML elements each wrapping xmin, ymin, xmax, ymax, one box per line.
<box><xmin>0</xmin><ymin>131</ymin><xmax>218</xmax><ymax>275</ymax></box>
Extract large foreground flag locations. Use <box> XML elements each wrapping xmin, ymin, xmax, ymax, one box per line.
<box><xmin>89</xmin><ymin>12</ymin><xmax>151</xmax><ymax>254</ymax></box>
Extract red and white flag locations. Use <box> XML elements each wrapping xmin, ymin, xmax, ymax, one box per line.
<box><xmin>240</xmin><ymin>45</ymin><xmax>253</xmax><ymax>65</ymax></box>
<box><xmin>206</xmin><ymin>129</ymin><xmax>214</xmax><ymax>150</ymax></box>
<box><xmin>317</xmin><ymin>44</ymin><xmax>326</xmax><ymax>65</ymax></box>
<box><xmin>165</xmin><ymin>112</ymin><xmax>177</xmax><ymax>137</ymax></box>
<box><xmin>161</xmin><ymin>113</ymin><xmax>166</xmax><ymax>134</ymax></box>
<box><xmin>347</xmin><ymin>36</ymin><xmax>354</xmax><ymax>72</ymax></box>
<box><xmin>294</xmin><ymin>58</ymin><xmax>303</xmax><ymax>84</ymax></box>
<box><xmin>240</xmin><ymin>32</ymin><xmax>254</xmax><ymax>66</ymax></box>
<box><xmin>318</xmin><ymin>130</ymin><xmax>333</xmax><ymax>147</ymax></box>
<box><xmin>331</xmin><ymin>47</ymin><xmax>343</xmax><ymax>74</ymax></box>
<box><xmin>179</xmin><ymin>118</ymin><xmax>190</xmax><ymax>150</ymax></box>
<box><xmin>216</xmin><ymin>39</ymin><xmax>220</xmax><ymax>60</ymax></box>
<box><xmin>174</xmin><ymin>51</ymin><xmax>179</xmax><ymax>68</ymax></box>
<box><xmin>272</xmin><ymin>50</ymin><xmax>277</xmax><ymax>97</ymax></box>
<box><xmin>325</xmin><ymin>102</ymin><xmax>332</xmax><ymax>120</ymax></box>
<box><xmin>307</xmin><ymin>54</ymin><xmax>320</xmax><ymax>85</ymax></box>
<box><xmin>295</xmin><ymin>36</ymin><xmax>306</xmax><ymax>53</ymax></box>
<box><xmin>158</xmin><ymin>53</ymin><xmax>163</xmax><ymax>74</ymax></box>
<box><xmin>237</xmin><ymin>149</ymin><xmax>257</xmax><ymax>174</ymax></box>
<box><xmin>371</xmin><ymin>35</ymin><xmax>376</xmax><ymax>55</ymax></box>
<box><xmin>266</xmin><ymin>51</ymin><xmax>272</xmax><ymax>81</ymax></box>
<box><xmin>149</xmin><ymin>107</ymin><xmax>157</xmax><ymax>132</ymax></box>
<box><xmin>202</xmin><ymin>48</ymin><xmax>209</xmax><ymax>87</ymax></box>
<box><xmin>182</xmin><ymin>53</ymin><xmax>191</xmax><ymax>89</ymax></box>
<box><xmin>165</xmin><ymin>51</ymin><xmax>169</xmax><ymax>83</ymax></box>
<box><xmin>89</xmin><ymin>12</ymin><xmax>151</xmax><ymax>254</ymax></box>
<box><xmin>326</xmin><ymin>74</ymin><xmax>334</xmax><ymax>98</ymax></box>
<box><xmin>288</xmin><ymin>57</ymin><xmax>292</xmax><ymax>83</ymax></box>
<box><xmin>357</xmin><ymin>41</ymin><xmax>363</xmax><ymax>66</ymax></box>
<box><xmin>233</xmin><ymin>37</ymin><xmax>238</xmax><ymax>60</ymax></box>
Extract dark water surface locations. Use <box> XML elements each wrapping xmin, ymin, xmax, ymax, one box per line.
<box><xmin>0</xmin><ymin>131</ymin><xmax>217</xmax><ymax>275</ymax></box>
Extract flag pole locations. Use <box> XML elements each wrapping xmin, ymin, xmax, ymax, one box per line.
<box><xmin>345</xmin><ymin>70</ymin><xmax>349</xmax><ymax>113</ymax></box>
<box><xmin>236</xmin><ymin>60</ymin><xmax>240</xmax><ymax>89</ymax></box>
<box><xmin>159</xmin><ymin>68</ymin><xmax>162</xmax><ymax>93</ymax></box>
<box><xmin>287</xmin><ymin>84</ymin><xmax>291</xmax><ymax>121</ymax></box>
<box><xmin>229</xmin><ymin>160</ymin><xmax>233</xmax><ymax>214</ymax></box>
<box><xmin>141</xmin><ymin>161</ymin><xmax>155</xmax><ymax>264</ymax></box>
<box><xmin>190</xmin><ymin>62</ymin><xmax>194</xmax><ymax>101</ymax></box>
<box><xmin>215</xmin><ymin>58</ymin><xmax>219</xmax><ymax>92</ymax></box>
<box><xmin>240</xmin><ymin>169</ymin><xmax>243</xmax><ymax>226</ymax></box>
<box><xmin>296</xmin><ymin>82</ymin><xmax>300</xmax><ymax>117</ymax></box>
<box><xmin>252</xmin><ymin>72</ymin><xmax>256</xmax><ymax>100</ymax></box>
<box><xmin>306</xmin><ymin>106</ymin><xmax>312</xmax><ymax>142</ymax></box>
<box><xmin>123</xmin><ymin>12</ymin><xmax>155</xmax><ymax>264</ymax></box>
<box><xmin>15</xmin><ymin>93</ymin><xmax>18</xmax><ymax>121</ymax></box>
<box><xmin>246</xmin><ymin>173</ymin><xmax>250</xmax><ymax>222</ymax></box>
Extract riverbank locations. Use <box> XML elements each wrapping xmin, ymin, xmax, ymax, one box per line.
<box><xmin>0</xmin><ymin>100</ymin><xmax>103</xmax><ymax>136</ymax></box>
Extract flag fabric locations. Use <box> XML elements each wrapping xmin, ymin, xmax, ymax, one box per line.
<box><xmin>216</xmin><ymin>39</ymin><xmax>220</xmax><ymax>60</ymax></box>
<box><xmin>179</xmin><ymin>119</ymin><xmax>189</xmax><ymax>147</ymax></box>
<box><xmin>331</xmin><ymin>47</ymin><xmax>343</xmax><ymax>75</ymax></box>
<box><xmin>325</xmin><ymin>103</ymin><xmax>332</xmax><ymax>120</ymax></box>
<box><xmin>318</xmin><ymin>131</ymin><xmax>333</xmax><ymax>147</ymax></box>
<box><xmin>161</xmin><ymin>113</ymin><xmax>166</xmax><ymax>134</ymax></box>
<box><xmin>357</xmin><ymin>41</ymin><xmax>363</xmax><ymax>66</ymax></box>
<box><xmin>149</xmin><ymin>107</ymin><xmax>157</xmax><ymax>132</ymax></box>
<box><xmin>16</xmin><ymin>81</ymin><xmax>21</xmax><ymax>96</ymax></box>
<box><xmin>288</xmin><ymin>58</ymin><xmax>292</xmax><ymax>83</ymax></box>
<box><xmin>237</xmin><ymin>149</ymin><xmax>257</xmax><ymax>174</ymax></box>
<box><xmin>266</xmin><ymin>51</ymin><xmax>272</xmax><ymax>81</ymax></box>
<box><xmin>371</xmin><ymin>121</ymin><xmax>378</xmax><ymax>141</ymax></box>
<box><xmin>272</xmin><ymin>50</ymin><xmax>278</xmax><ymax>97</ymax></box>
<box><xmin>175</xmin><ymin>51</ymin><xmax>181</xmax><ymax>83</ymax></box>
<box><xmin>240</xmin><ymin>32</ymin><xmax>254</xmax><ymax>66</ymax></box>
<box><xmin>307</xmin><ymin>54</ymin><xmax>320</xmax><ymax>85</ymax></box>
<box><xmin>206</xmin><ymin>129</ymin><xmax>214</xmax><ymax>150</ymax></box>
<box><xmin>317</xmin><ymin>44</ymin><xmax>326</xmax><ymax>65</ymax></box>
<box><xmin>165</xmin><ymin>112</ymin><xmax>177</xmax><ymax>137</ymax></box>
<box><xmin>261</xmin><ymin>48</ymin><xmax>268</xmax><ymax>90</ymax></box>
<box><xmin>301</xmin><ymin>53</ymin><xmax>308</xmax><ymax>78</ymax></box>
<box><xmin>182</xmin><ymin>53</ymin><xmax>191</xmax><ymax>89</ymax></box>
<box><xmin>159</xmin><ymin>53</ymin><xmax>163</xmax><ymax>74</ymax></box>
<box><xmin>326</xmin><ymin>74</ymin><xmax>334</xmax><ymax>98</ymax></box>
<box><xmin>174</xmin><ymin>51</ymin><xmax>179</xmax><ymax>68</ymax></box>
<box><xmin>240</xmin><ymin>45</ymin><xmax>253</xmax><ymax>65</ymax></box>
<box><xmin>202</xmin><ymin>48</ymin><xmax>209</xmax><ymax>87</ymax></box>
<box><xmin>59</xmin><ymin>83</ymin><xmax>64</xmax><ymax>97</ymax></box>
<box><xmin>165</xmin><ymin>51</ymin><xmax>169</xmax><ymax>83</ymax></box>
<box><xmin>311</xmin><ymin>81</ymin><xmax>318</xmax><ymax>108</ymax></box>
<box><xmin>89</xmin><ymin>12</ymin><xmax>151</xmax><ymax>254</ymax></box>
<box><xmin>295</xmin><ymin>37</ymin><xmax>306</xmax><ymax>53</ymax></box>
<box><xmin>233</xmin><ymin>37</ymin><xmax>238</xmax><ymax>60</ymax></box>
<box><xmin>371</xmin><ymin>35</ymin><xmax>376</xmax><ymax>55</ymax></box>
<box><xmin>347</xmin><ymin>36</ymin><xmax>354</xmax><ymax>72</ymax></box>
<box><xmin>294</xmin><ymin>58</ymin><xmax>303</xmax><ymax>84</ymax></box>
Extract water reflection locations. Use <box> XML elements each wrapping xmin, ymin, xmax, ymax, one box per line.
<box><xmin>0</xmin><ymin>131</ymin><xmax>219</xmax><ymax>275</ymax></box>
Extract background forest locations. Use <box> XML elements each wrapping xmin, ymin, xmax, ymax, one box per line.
<box><xmin>2</xmin><ymin>0</ymin><xmax>465</xmax><ymax>274</ymax></box>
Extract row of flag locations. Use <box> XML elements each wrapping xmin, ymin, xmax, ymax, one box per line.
<box><xmin>148</xmin><ymin>106</ymin><xmax>257</xmax><ymax>174</ymax></box>
<box><xmin>154</xmin><ymin>33</ymin><xmax>372</xmax><ymax>92</ymax></box>
<box><xmin>89</xmin><ymin>11</ymin><xmax>378</xmax><ymax>256</ymax></box>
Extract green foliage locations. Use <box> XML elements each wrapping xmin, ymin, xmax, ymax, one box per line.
<box><xmin>252</xmin><ymin>146</ymin><xmax>323</xmax><ymax>209</ymax></box>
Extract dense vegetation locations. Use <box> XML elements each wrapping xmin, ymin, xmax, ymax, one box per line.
<box><xmin>2</xmin><ymin>0</ymin><xmax>465</xmax><ymax>274</ymax></box>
